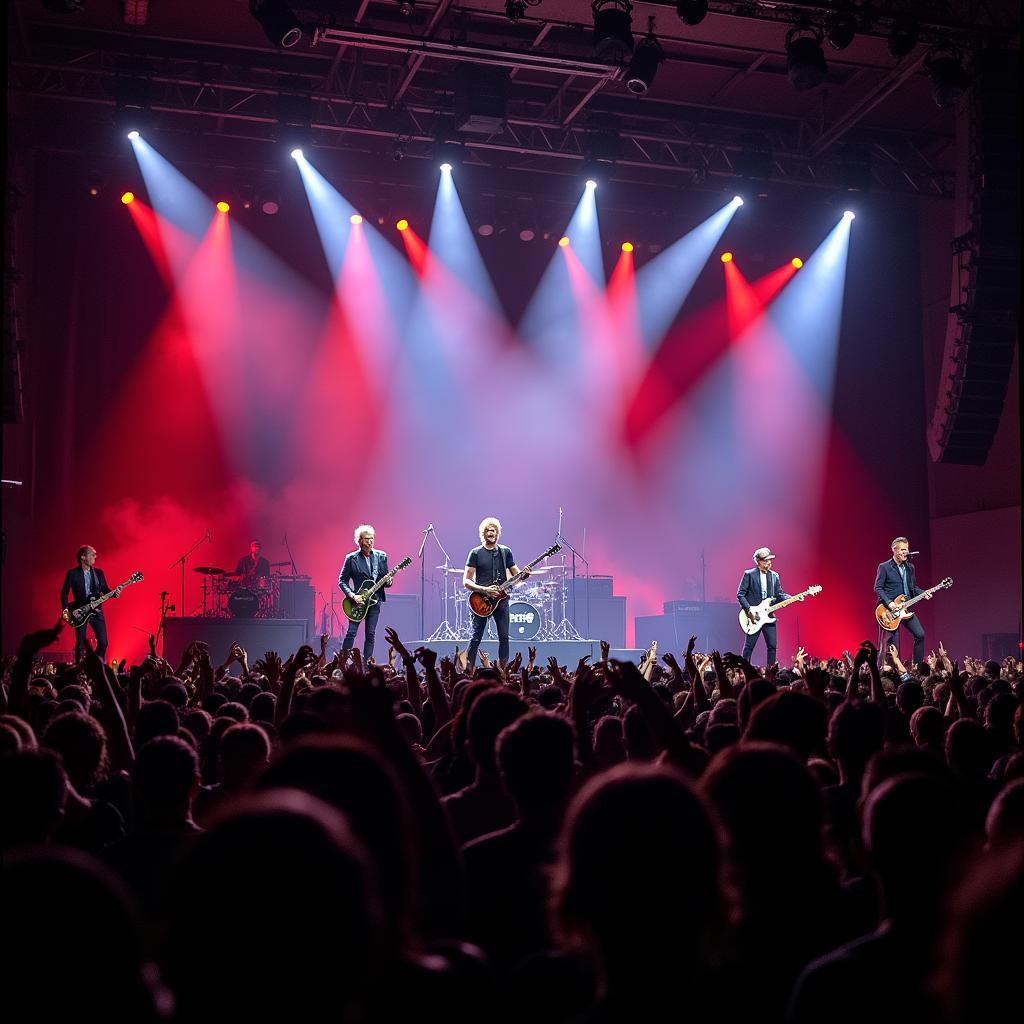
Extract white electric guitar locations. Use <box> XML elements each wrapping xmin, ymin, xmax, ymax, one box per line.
<box><xmin>739</xmin><ymin>584</ymin><xmax>823</xmax><ymax>636</ymax></box>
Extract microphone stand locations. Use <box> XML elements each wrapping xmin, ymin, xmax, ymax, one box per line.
<box><xmin>157</xmin><ymin>591</ymin><xmax>174</xmax><ymax>658</ymax></box>
<box><xmin>553</xmin><ymin>507</ymin><xmax>587</xmax><ymax>641</ymax></box>
<box><xmin>282</xmin><ymin>533</ymin><xmax>299</xmax><ymax>575</ymax></box>
<box><xmin>169</xmin><ymin>530</ymin><xmax>210</xmax><ymax>618</ymax></box>
<box><xmin>422</xmin><ymin>526</ymin><xmax>458</xmax><ymax>642</ymax></box>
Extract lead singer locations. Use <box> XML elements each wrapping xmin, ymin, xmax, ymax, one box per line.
<box><xmin>463</xmin><ymin>517</ymin><xmax>529</xmax><ymax>670</ymax></box>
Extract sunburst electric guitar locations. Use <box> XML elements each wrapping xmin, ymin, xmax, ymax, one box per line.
<box><xmin>875</xmin><ymin>577</ymin><xmax>953</xmax><ymax>632</ymax></box>
<box><xmin>468</xmin><ymin>544</ymin><xmax>561</xmax><ymax>618</ymax></box>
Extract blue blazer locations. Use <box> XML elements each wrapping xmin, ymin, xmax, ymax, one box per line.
<box><xmin>737</xmin><ymin>567</ymin><xmax>790</xmax><ymax>611</ymax></box>
<box><xmin>338</xmin><ymin>550</ymin><xmax>390</xmax><ymax>602</ymax></box>
<box><xmin>60</xmin><ymin>566</ymin><xmax>114</xmax><ymax>612</ymax></box>
<box><xmin>874</xmin><ymin>558</ymin><xmax>922</xmax><ymax>606</ymax></box>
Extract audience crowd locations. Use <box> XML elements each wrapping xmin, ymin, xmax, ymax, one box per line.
<box><xmin>2</xmin><ymin>620</ymin><xmax>1022</xmax><ymax>1023</ymax></box>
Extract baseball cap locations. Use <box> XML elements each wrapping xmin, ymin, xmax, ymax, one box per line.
<box><xmin>753</xmin><ymin>547</ymin><xmax>776</xmax><ymax>561</ymax></box>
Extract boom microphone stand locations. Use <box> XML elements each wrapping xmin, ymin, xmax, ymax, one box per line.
<box><xmin>169</xmin><ymin>529</ymin><xmax>210</xmax><ymax>617</ymax></box>
<box><xmin>421</xmin><ymin>524</ymin><xmax>459</xmax><ymax>642</ymax></box>
<box><xmin>552</xmin><ymin>507</ymin><xmax>587</xmax><ymax>641</ymax></box>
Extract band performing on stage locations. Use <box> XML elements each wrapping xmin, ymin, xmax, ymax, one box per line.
<box><xmin>62</xmin><ymin>522</ymin><xmax>951</xmax><ymax>669</ymax></box>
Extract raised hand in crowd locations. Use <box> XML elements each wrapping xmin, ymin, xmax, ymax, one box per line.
<box><xmin>527</xmin><ymin>646</ymin><xmax>537</xmax><ymax>671</ymax></box>
<box><xmin>599</xmin><ymin>639</ymin><xmax>610</xmax><ymax>663</ymax></box>
<box><xmin>479</xmin><ymin>651</ymin><xmax>491</xmax><ymax>668</ymax></box>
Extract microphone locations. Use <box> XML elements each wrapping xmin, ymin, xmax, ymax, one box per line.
<box><xmin>909</xmin><ymin>550</ymin><xmax>920</xmax><ymax>555</ymax></box>
<box><xmin>427</xmin><ymin>524</ymin><xmax>434</xmax><ymax>533</ymax></box>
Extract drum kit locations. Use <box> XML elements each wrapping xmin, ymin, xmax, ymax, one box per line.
<box><xmin>193</xmin><ymin>563</ymin><xmax>293</xmax><ymax>619</ymax></box>
<box><xmin>430</xmin><ymin>560</ymin><xmax>581</xmax><ymax>641</ymax></box>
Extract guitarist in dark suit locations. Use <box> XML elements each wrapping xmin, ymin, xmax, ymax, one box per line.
<box><xmin>737</xmin><ymin>547</ymin><xmax>794</xmax><ymax>668</ymax></box>
<box><xmin>338</xmin><ymin>524</ymin><xmax>391</xmax><ymax>661</ymax></box>
<box><xmin>874</xmin><ymin>536</ymin><xmax>930</xmax><ymax>664</ymax></box>
<box><xmin>463</xmin><ymin>517</ymin><xmax>530</xmax><ymax>670</ymax></box>
<box><xmin>59</xmin><ymin>545</ymin><xmax>121</xmax><ymax>662</ymax></box>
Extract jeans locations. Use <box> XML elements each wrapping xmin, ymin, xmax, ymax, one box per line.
<box><xmin>468</xmin><ymin>600</ymin><xmax>510</xmax><ymax>666</ymax></box>
<box><xmin>885</xmin><ymin>613</ymin><xmax>926</xmax><ymax>666</ymax></box>
<box><xmin>741</xmin><ymin>620</ymin><xmax>777</xmax><ymax>668</ymax></box>
<box><xmin>74</xmin><ymin>612</ymin><xmax>108</xmax><ymax>662</ymax></box>
<box><xmin>342</xmin><ymin>600</ymin><xmax>382</xmax><ymax>661</ymax></box>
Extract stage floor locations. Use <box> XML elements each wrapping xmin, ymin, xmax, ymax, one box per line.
<box><xmin>385</xmin><ymin>640</ymin><xmax>644</xmax><ymax>665</ymax></box>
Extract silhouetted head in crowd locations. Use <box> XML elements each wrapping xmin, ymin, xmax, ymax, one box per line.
<box><xmin>861</xmin><ymin>744</ymin><xmax>947</xmax><ymax>804</ymax></box>
<box><xmin>5</xmin><ymin>847</ymin><xmax>160</xmax><ymax>1021</ymax></box>
<box><xmin>395</xmin><ymin>712</ymin><xmax>423</xmax><ymax>748</ymax></box>
<box><xmin>896</xmin><ymin>680</ymin><xmax>924</xmax><ymax>716</ymax></box>
<box><xmin>466</xmin><ymin>688</ymin><xmax>528</xmax><ymax>776</ymax></box>
<box><xmin>42</xmin><ymin>710</ymin><xmax>108</xmax><ymax>793</ymax></box>
<box><xmin>133</xmin><ymin>699</ymin><xmax>179</xmax><ymax>750</ymax></box>
<box><xmin>554</xmin><ymin>764</ymin><xmax>725</xmax><ymax>997</ymax></box>
<box><xmin>703</xmin><ymin>741</ymin><xmax>827</xmax><ymax>878</ymax></box>
<box><xmin>497</xmin><ymin>711</ymin><xmax>575</xmax><ymax>817</ymax></box>
<box><xmin>736</xmin><ymin>678</ymin><xmax>776</xmax><ymax>730</ymax></box>
<box><xmin>180</xmin><ymin>708</ymin><xmax>212</xmax><ymax>744</ymax></box>
<box><xmin>164</xmin><ymin>789</ymin><xmax>383</xmax><ymax>1022</ymax></box>
<box><xmin>984</xmin><ymin>778</ymin><xmax>1024</xmax><ymax>851</ymax></box>
<box><xmin>0</xmin><ymin>748</ymin><xmax>69</xmax><ymax>849</ymax></box>
<box><xmin>215</xmin><ymin>722</ymin><xmax>270</xmax><ymax>790</ymax></box>
<box><xmin>58</xmin><ymin>683</ymin><xmax>90</xmax><ymax>710</ymax></box>
<box><xmin>0</xmin><ymin>723</ymin><xmax>22</xmax><ymax>755</ymax></box>
<box><xmin>134</xmin><ymin>736</ymin><xmax>200</xmax><ymax>826</ymax></box>
<box><xmin>945</xmin><ymin>718</ymin><xmax>991</xmax><ymax>781</ymax></box>
<box><xmin>934</xmin><ymin>844</ymin><xmax>1024</xmax><ymax>1024</ymax></box>
<box><xmin>744</xmin><ymin>690</ymin><xmax>828</xmax><ymax>760</ymax></box>
<box><xmin>257</xmin><ymin>736</ymin><xmax>411</xmax><ymax>941</ymax></box>
<box><xmin>862</xmin><ymin>772</ymin><xmax>970</xmax><ymax>924</ymax></box>
<box><xmin>0</xmin><ymin>714</ymin><xmax>36</xmax><ymax>750</ymax></box>
<box><xmin>249</xmin><ymin>691</ymin><xmax>276</xmax><ymax>724</ymax></box>
<box><xmin>623</xmin><ymin>706</ymin><xmax>658</xmax><ymax>761</ymax></box>
<box><xmin>158</xmin><ymin>681</ymin><xmax>189</xmax><ymax>708</ymax></box>
<box><xmin>215</xmin><ymin>700</ymin><xmax>249</xmax><ymax>723</ymax></box>
<box><xmin>910</xmin><ymin>705</ymin><xmax>947</xmax><ymax>751</ymax></box>
<box><xmin>828</xmin><ymin>699</ymin><xmax>886</xmax><ymax>783</ymax></box>
<box><xmin>593</xmin><ymin>715</ymin><xmax>626</xmax><ymax>769</ymax></box>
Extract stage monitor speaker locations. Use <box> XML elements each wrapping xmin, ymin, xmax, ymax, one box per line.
<box><xmin>577</xmin><ymin>596</ymin><xmax>626</xmax><ymax>647</ymax></box>
<box><xmin>571</xmin><ymin>575</ymin><xmax>614</xmax><ymax>599</ymax></box>
<box><xmin>636</xmin><ymin>602</ymin><xmax>741</xmax><ymax>654</ymax></box>
<box><xmin>163</xmin><ymin>617</ymin><xmax>308</xmax><ymax>667</ymax></box>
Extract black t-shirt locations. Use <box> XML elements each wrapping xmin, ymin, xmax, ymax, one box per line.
<box><xmin>467</xmin><ymin>545</ymin><xmax>515</xmax><ymax>587</ymax></box>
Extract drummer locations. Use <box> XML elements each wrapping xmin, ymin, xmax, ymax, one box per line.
<box><xmin>232</xmin><ymin>539</ymin><xmax>271</xmax><ymax>585</ymax></box>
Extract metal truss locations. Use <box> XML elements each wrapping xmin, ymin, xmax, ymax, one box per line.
<box><xmin>8</xmin><ymin>21</ymin><xmax>955</xmax><ymax>197</ymax></box>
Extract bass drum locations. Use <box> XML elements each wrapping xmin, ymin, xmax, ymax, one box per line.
<box><xmin>488</xmin><ymin>600</ymin><xmax>542</xmax><ymax>641</ymax></box>
<box><xmin>228</xmin><ymin>588</ymin><xmax>259</xmax><ymax>619</ymax></box>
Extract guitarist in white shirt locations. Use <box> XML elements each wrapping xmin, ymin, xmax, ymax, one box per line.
<box><xmin>59</xmin><ymin>545</ymin><xmax>122</xmax><ymax>662</ymax></box>
<box><xmin>737</xmin><ymin>547</ymin><xmax>800</xmax><ymax>667</ymax></box>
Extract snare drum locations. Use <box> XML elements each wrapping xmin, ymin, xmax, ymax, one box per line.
<box><xmin>228</xmin><ymin>588</ymin><xmax>259</xmax><ymax>618</ymax></box>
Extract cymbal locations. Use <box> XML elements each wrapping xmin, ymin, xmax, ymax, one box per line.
<box><xmin>436</xmin><ymin>566</ymin><xmax>467</xmax><ymax>574</ymax></box>
<box><xmin>194</xmin><ymin>566</ymin><xmax>226</xmax><ymax>575</ymax></box>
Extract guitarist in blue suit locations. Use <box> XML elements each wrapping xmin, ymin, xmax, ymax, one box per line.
<box><xmin>874</xmin><ymin>536</ymin><xmax>930</xmax><ymax>664</ymax></box>
<box><xmin>59</xmin><ymin>545</ymin><xmax>121</xmax><ymax>662</ymax></box>
<box><xmin>737</xmin><ymin>547</ymin><xmax>794</xmax><ymax>668</ymax></box>
<box><xmin>338</xmin><ymin>524</ymin><xmax>391</xmax><ymax>661</ymax></box>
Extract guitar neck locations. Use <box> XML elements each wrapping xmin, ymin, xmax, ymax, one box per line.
<box><xmin>503</xmin><ymin>555</ymin><xmax>544</xmax><ymax>591</ymax></box>
<box><xmin>901</xmin><ymin>583</ymin><xmax>942</xmax><ymax>611</ymax></box>
<box><xmin>771</xmin><ymin>589</ymin><xmax>809</xmax><ymax>611</ymax></box>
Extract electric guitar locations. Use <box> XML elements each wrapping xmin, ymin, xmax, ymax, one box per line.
<box><xmin>739</xmin><ymin>584</ymin><xmax>823</xmax><ymax>636</ymax></box>
<box><xmin>62</xmin><ymin>571</ymin><xmax>144</xmax><ymax>627</ymax></box>
<box><xmin>468</xmin><ymin>543</ymin><xmax>561</xmax><ymax>618</ymax></box>
<box><xmin>342</xmin><ymin>557</ymin><xmax>412</xmax><ymax>622</ymax></box>
<box><xmin>875</xmin><ymin>577</ymin><xmax>953</xmax><ymax>632</ymax></box>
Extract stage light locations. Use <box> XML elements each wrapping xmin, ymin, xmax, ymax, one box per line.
<box><xmin>248</xmin><ymin>0</ymin><xmax>302</xmax><ymax>49</ymax></box>
<box><xmin>440</xmin><ymin>162</ymin><xmax>453</xmax><ymax>173</ymax></box>
<box><xmin>843</xmin><ymin>210</ymin><xmax>856</xmax><ymax>220</ymax></box>
<box><xmin>791</xmin><ymin>257</ymin><xmax>803</xmax><ymax>268</ymax></box>
<box><xmin>926</xmin><ymin>44</ymin><xmax>971</xmax><ymax>108</ymax></box>
<box><xmin>350</xmin><ymin>214</ymin><xmax>363</xmax><ymax>225</ymax></box>
<box><xmin>887</xmin><ymin>14</ymin><xmax>919</xmax><ymax>59</ymax></box>
<box><xmin>290</xmin><ymin>147</ymin><xmax>303</xmax><ymax>160</ymax></box>
<box><xmin>585</xmin><ymin>179</ymin><xmax>598</xmax><ymax>191</ymax></box>
<box><xmin>558</xmin><ymin>236</ymin><xmax>570</xmax><ymax>247</ymax></box>
<box><xmin>396</xmin><ymin>218</ymin><xmax>409</xmax><ymax>232</ymax></box>
<box><xmin>127</xmin><ymin>129</ymin><xmax>140</xmax><ymax>140</ymax></box>
<box><xmin>733</xmin><ymin>195</ymin><xmax>745</xmax><ymax>206</ymax></box>
<box><xmin>505</xmin><ymin>0</ymin><xmax>527</xmax><ymax>20</ymax></box>
<box><xmin>397</xmin><ymin>0</ymin><xmax>415</xmax><ymax>13</ymax></box>
<box><xmin>622</xmin><ymin>241</ymin><xmax>634</xmax><ymax>253</ymax></box>
<box><xmin>625</xmin><ymin>21</ymin><xmax>664</xmax><ymax>95</ymax></box>
<box><xmin>592</xmin><ymin>0</ymin><xmax>634</xmax><ymax>65</ymax></box>
<box><xmin>786</xmin><ymin>24</ymin><xmax>827</xmax><ymax>91</ymax></box>
<box><xmin>824</xmin><ymin>6</ymin><xmax>857</xmax><ymax>50</ymax></box>
<box><xmin>478</xmin><ymin>223</ymin><xmax>494</xmax><ymax>237</ymax></box>
<box><xmin>720</xmin><ymin>251</ymin><xmax>733</xmax><ymax>263</ymax></box>
<box><xmin>121</xmin><ymin>191</ymin><xmax>135</xmax><ymax>205</ymax></box>
<box><xmin>675</xmin><ymin>0</ymin><xmax>707</xmax><ymax>25</ymax></box>
<box><xmin>216</xmin><ymin>200</ymin><xmax>230</xmax><ymax>213</ymax></box>
<box><xmin>88</xmin><ymin>187</ymin><xmax>99</xmax><ymax>197</ymax></box>
<box><xmin>520</xmin><ymin>228</ymin><xmax>536</xmax><ymax>242</ymax></box>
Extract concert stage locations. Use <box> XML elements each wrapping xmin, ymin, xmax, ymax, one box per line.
<box><xmin>408</xmin><ymin>641</ymin><xmax>645</xmax><ymax>666</ymax></box>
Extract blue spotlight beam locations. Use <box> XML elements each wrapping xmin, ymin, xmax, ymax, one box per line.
<box><xmin>633</xmin><ymin>197</ymin><xmax>741</xmax><ymax>349</ymax></box>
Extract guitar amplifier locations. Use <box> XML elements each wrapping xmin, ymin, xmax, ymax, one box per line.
<box><xmin>663</xmin><ymin>600</ymin><xmax>705</xmax><ymax>615</ymax></box>
<box><xmin>571</xmin><ymin>575</ymin><xmax>614</xmax><ymax>599</ymax></box>
<box><xmin>277</xmin><ymin>576</ymin><xmax>315</xmax><ymax>635</ymax></box>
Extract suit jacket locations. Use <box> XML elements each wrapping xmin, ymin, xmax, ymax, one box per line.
<box><xmin>60</xmin><ymin>566</ymin><xmax>114</xmax><ymax>613</ymax></box>
<box><xmin>737</xmin><ymin>567</ymin><xmax>790</xmax><ymax>611</ymax></box>
<box><xmin>874</xmin><ymin>559</ymin><xmax>922</xmax><ymax>606</ymax></box>
<box><xmin>338</xmin><ymin>550</ymin><xmax>390</xmax><ymax>602</ymax></box>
